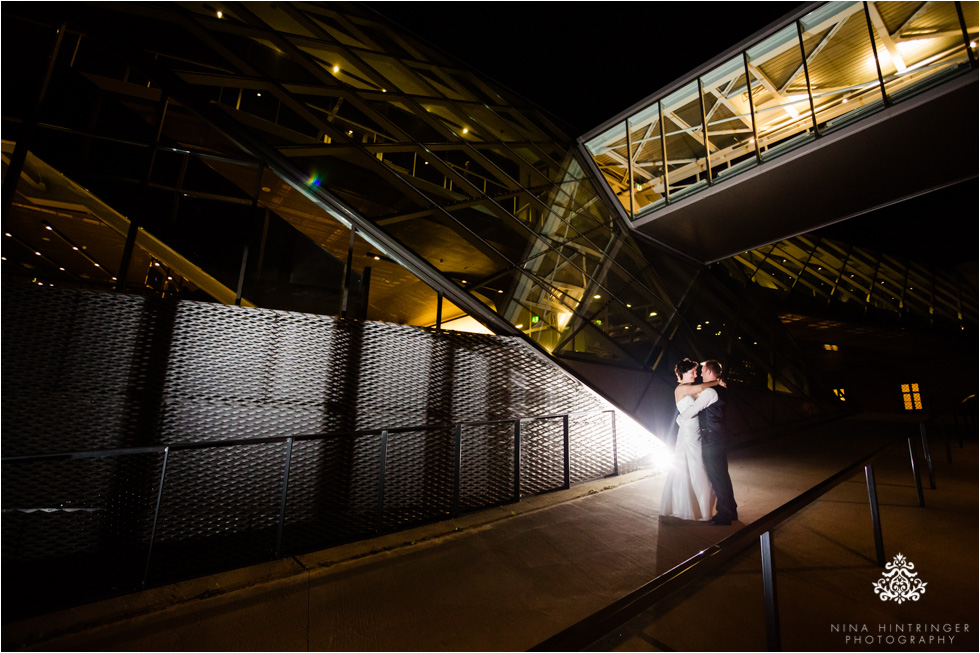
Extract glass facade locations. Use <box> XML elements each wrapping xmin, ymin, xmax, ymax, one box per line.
<box><xmin>586</xmin><ymin>1</ymin><xmax>978</xmax><ymax>218</ymax></box>
<box><xmin>3</xmin><ymin>2</ymin><xmax>864</xmax><ymax>422</ymax></box>
<box><xmin>724</xmin><ymin>234</ymin><xmax>979</xmax><ymax>330</ymax></box>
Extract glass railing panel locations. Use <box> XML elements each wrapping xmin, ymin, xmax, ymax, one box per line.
<box><xmin>800</xmin><ymin>2</ymin><xmax>886</xmax><ymax>134</ymax></box>
<box><xmin>366</xmin><ymin>100</ymin><xmax>447</xmax><ymax>142</ymax></box>
<box><xmin>700</xmin><ymin>55</ymin><xmax>759</xmax><ymax>181</ymax></box>
<box><xmin>611</xmin><ymin>279</ymin><xmax>674</xmax><ymax>334</ymax></box>
<box><xmin>583</xmin><ymin>121</ymin><xmax>632</xmax><ymax>215</ymax></box>
<box><xmin>903</xmin><ymin>263</ymin><xmax>934</xmax><ymax>317</ymax></box>
<box><xmin>661</xmin><ymin>82</ymin><xmax>709</xmax><ymax>200</ymax></box>
<box><xmin>809</xmin><ymin>243</ymin><xmax>847</xmax><ymax>291</ymax></box>
<box><xmin>746</xmin><ymin>24</ymin><xmax>816</xmax><ymax>160</ymax></box>
<box><xmin>381</xmin><ymin>209</ymin><xmax>512</xmax><ymax>281</ymax></box>
<box><xmin>874</xmin><ymin>1</ymin><xmax>975</xmax><ymax>103</ymax></box>
<box><xmin>628</xmin><ymin>104</ymin><xmax>667</xmax><ymax>215</ymax></box>
<box><xmin>796</xmin><ymin>260</ymin><xmax>834</xmax><ymax>301</ymax></box>
<box><xmin>932</xmin><ymin>269</ymin><xmax>964</xmax><ymax>323</ymax></box>
<box><xmin>554</xmin><ymin>315</ymin><xmax>633</xmax><ymax>365</ymax></box>
<box><xmin>594</xmin><ymin>299</ymin><xmax>657</xmax><ymax>363</ymax></box>
<box><xmin>768</xmin><ymin>239</ymin><xmax>811</xmax><ymax>287</ymax></box>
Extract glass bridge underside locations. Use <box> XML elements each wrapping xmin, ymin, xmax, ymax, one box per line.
<box><xmin>585</xmin><ymin>1</ymin><xmax>978</xmax><ymax>218</ymax></box>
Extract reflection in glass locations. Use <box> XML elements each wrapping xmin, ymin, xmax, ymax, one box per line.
<box><xmin>700</xmin><ymin>55</ymin><xmax>758</xmax><ymax>181</ymax></box>
<box><xmin>800</xmin><ymin>2</ymin><xmax>884</xmax><ymax>133</ymax></box>
<box><xmin>583</xmin><ymin>121</ymin><xmax>631</xmax><ymax>214</ymax></box>
<box><xmin>628</xmin><ymin>104</ymin><xmax>666</xmax><ymax>214</ymax></box>
<box><xmin>662</xmin><ymin>81</ymin><xmax>709</xmax><ymax>199</ymax></box>
<box><xmin>746</xmin><ymin>24</ymin><xmax>815</xmax><ymax>160</ymax></box>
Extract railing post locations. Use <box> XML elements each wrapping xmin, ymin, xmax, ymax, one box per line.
<box><xmin>513</xmin><ymin>420</ymin><xmax>522</xmax><ymax>502</ymax></box>
<box><xmin>943</xmin><ymin>421</ymin><xmax>953</xmax><ymax>464</ymax></box>
<box><xmin>610</xmin><ymin>411</ymin><xmax>619</xmax><ymax>476</ymax></box>
<box><xmin>760</xmin><ymin>530</ymin><xmax>780</xmax><ymax>652</ymax></box>
<box><xmin>275</xmin><ymin>437</ymin><xmax>294</xmax><ymax>558</ymax></box>
<box><xmin>953</xmin><ymin>403</ymin><xmax>964</xmax><ymax>448</ymax></box>
<box><xmin>919</xmin><ymin>423</ymin><xmax>935</xmax><ymax>490</ymax></box>
<box><xmin>142</xmin><ymin>446</ymin><xmax>170</xmax><ymax>588</ymax></box>
<box><xmin>376</xmin><ymin>430</ymin><xmax>389</xmax><ymax>533</ymax></box>
<box><xmin>562</xmin><ymin>414</ymin><xmax>571</xmax><ymax>490</ymax></box>
<box><xmin>907</xmin><ymin>436</ymin><xmax>925</xmax><ymax>507</ymax></box>
<box><xmin>452</xmin><ymin>423</ymin><xmax>462</xmax><ymax>518</ymax></box>
<box><xmin>864</xmin><ymin>464</ymin><xmax>885</xmax><ymax>567</ymax></box>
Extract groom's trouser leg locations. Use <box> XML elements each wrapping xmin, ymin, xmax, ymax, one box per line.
<box><xmin>702</xmin><ymin>442</ymin><xmax>737</xmax><ymax>519</ymax></box>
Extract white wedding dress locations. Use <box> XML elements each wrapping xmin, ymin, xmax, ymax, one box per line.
<box><xmin>659</xmin><ymin>395</ymin><xmax>716</xmax><ymax>520</ymax></box>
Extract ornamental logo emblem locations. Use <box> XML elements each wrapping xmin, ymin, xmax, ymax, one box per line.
<box><xmin>872</xmin><ymin>553</ymin><xmax>927</xmax><ymax>603</ymax></box>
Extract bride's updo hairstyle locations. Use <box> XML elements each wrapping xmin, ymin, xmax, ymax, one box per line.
<box><xmin>674</xmin><ymin>358</ymin><xmax>698</xmax><ymax>382</ymax></box>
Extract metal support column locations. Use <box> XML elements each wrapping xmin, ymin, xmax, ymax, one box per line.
<box><xmin>513</xmin><ymin>420</ymin><xmax>522</xmax><ymax>502</ymax></box>
<box><xmin>142</xmin><ymin>446</ymin><xmax>170</xmax><ymax>588</ymax></box>
<box><xmin>863</xmin><ymin>1</ymin><xmax>891</xmax><ymax>106</ymax></box>
<box><xmin>275</xmin><ymin>437</ymin><xmax>294</xmax><ymax>557</ymax></box>
<box><xmin>376</xmin><ymin>430</ymin><xmax>389</xmax><ymax>532</ymax></box>
<box><xmin>907</xmin><ymin>436</ymin><xmax>924</xmax><ymax>507</ymax></box>
<box><xmin>760</xmin><ymin>530</ymin><xmax>780</xmax><ymax>651</ymax></box>
<box><xmin>610</xmin><ymin>411</ymin><xmax>619</xmax><ymax>476</ymax></box>
<box><xmin>864</xmin><ymin>464</ymin><xmax>885</xmax><ymax>567</ymax></box>
<box><xmin>919</xmin><ymin>423</ymin><xmax>935</xmax><ymax>490</ymax></box>
<box><xmin>562</xmin><ymin>415</ymin><xmax>570</xmax><ymax>490</ymax></box>
<box><xmin>452</xmin><ymin>423</ymin><xmax>463</xmax><ymax>517</ymax></box>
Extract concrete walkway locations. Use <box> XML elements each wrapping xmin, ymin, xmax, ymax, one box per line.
<box><xmin>5</xmin><ymin>416</ymin><xmax>977</xmax><ymax>651</ymax></box>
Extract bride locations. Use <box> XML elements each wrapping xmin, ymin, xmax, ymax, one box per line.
<box><xmin>659</xmin><ymin>358</ymin><xmax>722</xmax><ymax>521</ymax></box>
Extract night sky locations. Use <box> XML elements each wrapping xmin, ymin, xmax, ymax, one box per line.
<box><xmin>367</xmin><ymin>2</ymin><xmax>978</xmax><ymax>268</ymax></box>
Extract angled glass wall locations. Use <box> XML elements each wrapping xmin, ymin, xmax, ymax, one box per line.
<box><xmin>723</xmin><ymin>234</ymin><xmax>979</xmax><ymax>330</ymax></box>
<box><xmin>3</xmin><ymin>2</ymin><xmax>837</xmax><ymax>420</ymax></box>
<box><xmin>585</xmin><ymin>1</ymin><xmax>978</xmax><ymax>217</ymax></box>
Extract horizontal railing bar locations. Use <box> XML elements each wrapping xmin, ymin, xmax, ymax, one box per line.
<box><xmin>530</xmin><ymin>432</ymin><xmax>909</xmax><ymax>652</ymax></box>
<box><xmin>2</xmin><ymin>409</ymin><xmax>616</xmax><ymax>465</ymax></box>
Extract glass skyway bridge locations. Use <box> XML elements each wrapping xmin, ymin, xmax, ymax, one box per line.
<box><xmin>584</xmin><ymin>1</ymin><xmax>977</xmax><ymax>220</ymax></box>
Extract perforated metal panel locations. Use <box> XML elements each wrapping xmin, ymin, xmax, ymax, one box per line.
<box><xmin>2</xmin><ymin>286</ymin><xmax>651</xmax><ymax>616</ymax></box>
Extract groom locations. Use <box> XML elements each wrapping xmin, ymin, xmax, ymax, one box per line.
<box><xmin>679</xmin><ymin>360</ymin><xmax>738</xmax><ymax>525</ymax></box>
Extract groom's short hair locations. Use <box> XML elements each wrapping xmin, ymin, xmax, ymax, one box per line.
<box><xmin>702</xmin><ymin>359</ymin><xmax>723</xmax><ymax>378</ymax></box>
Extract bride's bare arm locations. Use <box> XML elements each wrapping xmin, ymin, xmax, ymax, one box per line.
<box><xmin>678</xmin><ymin>386</ymin><xmax>720</xmax><ymax>419</ymax></box>
<box><xmin>674</xmin><ymin>379</ymin><xmax>721</xmax><ymax>400</ymax></box>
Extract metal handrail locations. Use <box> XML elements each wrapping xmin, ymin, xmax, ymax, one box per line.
<box><xmin>0</xmin><ymin>409</ymin><xmax>616</xmax><ymax>464</ymax></box>
<box><xmin>531</xmin><ymin>415</ymin><xmax>945</xmax><ymax>652</ymax></box>
<box><xmin>3</xmin><ymin>408</ymin><xmax>619</xmax><ymax>592</ymax></box>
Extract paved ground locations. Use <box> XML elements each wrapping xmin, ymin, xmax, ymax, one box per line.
<box><xmin>6</xmin><ymin>415</ymin><xmax>977</xmax><ymax>652</ymax></box>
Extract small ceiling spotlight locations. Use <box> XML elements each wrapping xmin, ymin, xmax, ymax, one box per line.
<box><xmin>333</xmin><ymin>65</ymin><xmax>340</xmax><ymax>73</ymax></box>
<box><xmin>217</xmin><ymin>10</ymin><xmax>223</xmax><ymax>18</ymax></box>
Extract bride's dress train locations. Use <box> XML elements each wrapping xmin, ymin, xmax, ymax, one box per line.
<box><xmin>660</xmin><ymin>395</ymin><xmax>715</xmax><ymax>520</ymax></box>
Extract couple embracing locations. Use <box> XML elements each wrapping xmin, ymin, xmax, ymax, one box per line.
<box><xmin>659</xmin><ymin>358</ymin><xmax>738</xmax><ymax>526</ymax></box>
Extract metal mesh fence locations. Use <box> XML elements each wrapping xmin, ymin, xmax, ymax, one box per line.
<box><xmin>2</xmin><ymin>286</ymin><xmax>647</xmax><ymax>616</ymax></box>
